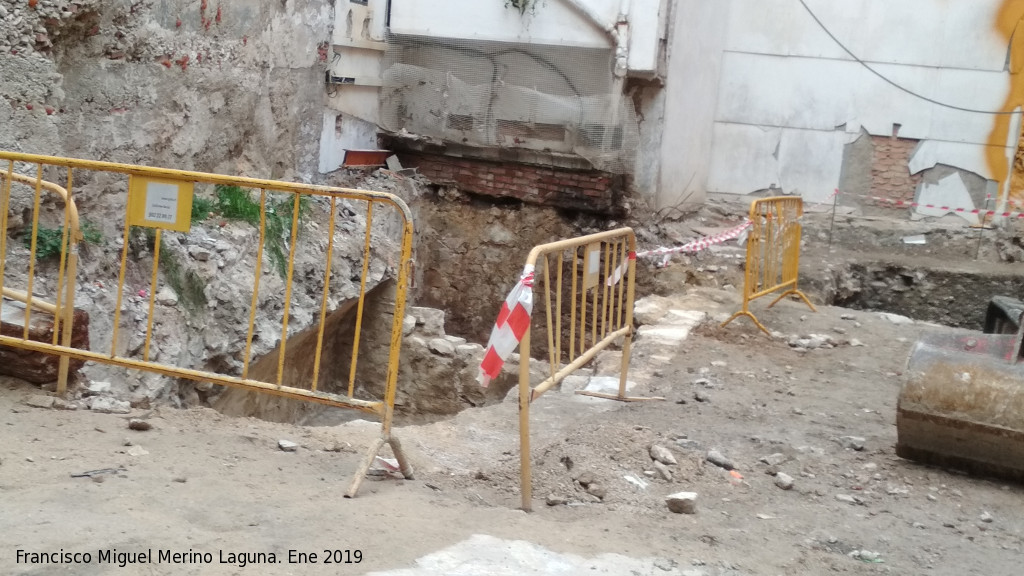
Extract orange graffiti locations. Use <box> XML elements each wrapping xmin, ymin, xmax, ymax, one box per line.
<box><xmin>989</xmin><ymin>1</ymin><xmax>1024</xmax><ymax>206</ymax></box>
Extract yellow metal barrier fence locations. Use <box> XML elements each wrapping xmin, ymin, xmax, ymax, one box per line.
<box><xmin>0</xmin><ymin>151</ymin><xmax>414</xmax><ymax>497</ymax></box>
<box><xmin>722</xmin><ymin>196</ymin><xmax>815</xmax><ymax>334</ymax></box>
<box><xmin>517</xmin><ymin>228</ymin><xmax>661</xmax><ymax>511</ymax></box>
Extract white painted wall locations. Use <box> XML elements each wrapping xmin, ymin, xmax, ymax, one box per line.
<box><xmin>657</xmin><ymin>0</ymin><xmax>731</xmax><ymax>209</ymax></box>
<box><xmin>320</xmin><ymin>0</ymin><xmax>389</xmax><ymax>173</ymax></box>
<box><xmin>319</xmin><ymin>111</ymin><xmax>378</xmax><ymax>174</ymax></box>
<box><xmin>389</xmin><ymin>0</ymin><xmax>616</xmax><ymax>48</ymax></box>
<box><xmin>657</xmin><ymin>0</ymin><xmax>1018</xmax><ymax>207</ymax></box>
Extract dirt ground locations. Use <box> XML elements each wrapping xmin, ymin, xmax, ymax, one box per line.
<box><xmin>2</xmin><ymin>267</ymin><xmax>1023</xmax><ymax>574</ymax></box>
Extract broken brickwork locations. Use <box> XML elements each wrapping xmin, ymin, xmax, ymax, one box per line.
<box><xmin>870</xmin><ymin>136</ymin><xmax>923</xmax><ymax>203</ymax></box>
<box><xmin>398</xmin><ymin>152</ymin><xmax>621</xmax><ymax>214</ymax></box>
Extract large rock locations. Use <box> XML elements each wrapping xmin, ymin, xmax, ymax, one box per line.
<box><xmin>666</xmin><ymin>492</ymin><xmax>698</xmax><ymax>514</ymax></box>
<box><xmin>409</xmin><ymin>306</ymin><xmax>446</xmax><ymax>336</ymax></box>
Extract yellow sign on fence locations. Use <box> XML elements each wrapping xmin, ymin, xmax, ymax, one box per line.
<box><xmin>127</xmin><ymin>176</ymin><xmax>194</xmax><ymax>231</ymax></box>
<box><xmin>722</xmin><ymin>196</ymin><xmax>815</xmax><ymax>334</ymax></box>
<box><xmin>0</xmin><ymin>151</ymin><xmax>414</xmax><ymax>497</ymax></box>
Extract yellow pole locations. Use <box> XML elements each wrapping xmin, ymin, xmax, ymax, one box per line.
<box><xmin>348</xmin><ymin>202</ymin><xmax>375</xmax><ymax>398</ymax></box>
<box><xmin>242</xmin><ymin>189</ymin><xmax>267</xmax><ymax>379</ymax></box>
<box><xmin>57</xmin><ymin>248</ymin><xmax>77</xmax><ymax>395</ymax></box>
<box><xmin>0</xmin><ymin>160</ymin><xmax>13</xmax><ymax>321</ymax></box>
<box><xmin>518</xmin><ymin>323</ymin><xmax>532</xmax><ymax>512</ymax></box>
<box><xmin>276</xmin><ymin>193</ymin><xmax>302</xmax><ymax>386</ymax></box>
<box><xmin>23</xmin><ymin>165</ymin><xmax>44</xmax><ymax>340</ymax></box>
<box><xmin>543</xmin><ymin>255</ymin><xmax>556</xmax><ymax>381</ymax></box>
<box><xmin>143</xmin><ymin>229</ymin><xmax>161</xmax><ymax>362</ymax></box>
<box><xmin>311</xmin><ymin>196</ymin><xmax>338</xmax><ymax>392</ymax></box>
<box><xmin>110</xmin><ymin>211</ymin><xmax>133</xmax><ymax>358</ymax></box>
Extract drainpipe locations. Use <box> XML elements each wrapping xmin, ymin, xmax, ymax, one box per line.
<box><xmin>559</xmin><ymin>0</ymin><xmax>618</xmax><ymax>35</ymax></box>
<box><xmin>605</xmin><ymin>0</ymin><xmax>631</xmax><ymax>163</ymax></box>
<box><xmin>558</xmin><ymin>0</ymin><xmax>633</xmax><ymax>166</ymax></box>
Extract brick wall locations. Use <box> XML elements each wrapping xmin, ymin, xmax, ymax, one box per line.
<box><xmin>871</xmin><ymin>136</ymin><xmax>922</xmax><ymax>203</ymax></box>
<box><xmin>397</xmin><ymin>152</ymin><xmax>620</xmax><ymax>214</ymax></box>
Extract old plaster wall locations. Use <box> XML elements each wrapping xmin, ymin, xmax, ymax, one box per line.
<box><xmin>666</xmin><ymin>0</ymin><xmax>1018</xmax><ymax>211</ymax></box>
<box><xmin>1</xmin><ymin>0</ymin><xmax>332</xmax><ymax>180</ymax></box>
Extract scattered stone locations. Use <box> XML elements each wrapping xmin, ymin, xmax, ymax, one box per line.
<box><xmin>188</xmin><ymin>245</ymin><xmax>212</xmax><ymax>261</ymax></box>
<box><xmin>427</xmin><ymin>338</ymin><xmax>455</xmax><ymax>356</ymax></box>
<box><xmin>774</xmin><ymin>472</ymin><xmax>794</xmax><ymax>490</ymax></box>
<box><xmin>455</xmin><ymin>343</ymin><xmax>483</xmax><ymax>359</ymax></box>
<box><xmin>840</xmin><ymin>313</ymin><xmax>856</xmax><ymax>320</ymax></box>
<box><xmin>927</xmin><ymin>494</ymin><xmax>938</xmax><ymax>502</ymax></box>
<box><xmin>126</xmin><ymin>445</ymin><xmax>149</xmax><ymax>457</ymax></box>
<box><xmin>575</xmin><ymin>471</ymin><xmax>595</xmax><ymax>487</ymax></box>
<box><xmin>693</xmin><ymin>390</ymin><xmax>710</xmax><ymax>403</ymax></box>
<box><xmin>24</xmin><ymin>395</ymin><xmax>55</xmax><ymax>409</ymax></box>
<box><xmin>836</xmin><ymin>436</ymin><xmax>866</xmax><ymax>451</ymax></box>
<box><xmin>172</xmin><ymin>477</ymin><xmax>187</xmax><ymax>483</ymax></box>
<box><xmin>89</xmin><ymin>397</ymin><xmax>132</xmax><ymax>414</ymax></box>
<box><xmin>710</xmin><ymin>360</ymin><xmax>727</xmax><ymax>368</ymax></box>
<box><xmin>760</xmin><ymin>453</ymin><xmax>788</xmax><ymax>466</ymax></box>
<box><xmin>86</xmin><ymin>381</ymin><xmax>112</xmax><ymax>395</ymax></box>
<box><xmin>835</xmin><ymin>494</ymin><xmax>861</xmax><ymax>505</ymax></box>
<box><xmin>155</xmin><ymin>286</ymin><xmax>178</xmax><ymax>306</ymax></box>
<box><xmin>850</xmin><ymin>339</ymin><xmax>865</xmax><ymax>347</ymax></box>
<box><xmin>649</xmin><ymin>444</ymin><xmax>677</xmax><ymax>465</ymax></box>
<box><xmin>128</xmin><ymin>419</ymin><xmax>152</xmax><ymax>431</ymax></box>
<box><xmin>545</xmin><ymin>494</ymin><xmax>566</xmax><ymax>506</ymax></box>
<box><xmin>623</xmin><ymin>475</ymin><xmax>649</xmax><ymax>490</ymax></box>
<box><xmin>912</xmin><ymin>522</ymin><xmax>926</xmax><ymax>529</ymax></box>
<box><xmin>653</xmin><ymin>461</ymin><xmax>673</xmax><ymax>481</ymax></box>
<box><xmin>980</xmin><ymin>511</ymin><xmax>994</xmax><ymax>523</ymax></box>
<box><xmin>849</xmin><ymin>550</ymin><xmax>882</xmax><ymax>562</ymax></box>
<box><xmin>676</xmin><ymin>439</ymin><xmax>701</xmax><ymax>450</ymax></box>
<box><xmin>402</xmin><ymin>315</ymin><xmax>416</xmax><ymax>336</ymax></box>
<box><xmin>278</xmin><ymin>439</ymin><xmax>299</xmax><ymax>452</ymax></box>
<box><xmin>879</xmin><ymin>312</ymin><xmax>914</xmax><ymax>325</ymax></box>
<box><xmin>693</xmin><ymin>378</ymin><xmax>711</xmax><ymax>387</ymax></box>
<box><xmin>665</xmin><ymin>491</ymin><xmax>698</xmax><ymax>514</ymax></box>
<box><xmin>585</xmin><ymin>483</ymin><xmax>607</xmax><ymax>500</ymax></box>
<box><xmin>706</xmin><ymin>450</ymin><xmax>734</xmax><ymax>470</ymax></box>
<box><xmin>26</xmin><ymin>456</ymin><xmax>35</xmax><ymax>462</ymax></box>
<box><xmin>409</xmin><ymin>306</ymin><xmax>445</xmax><ymax>336</ymax></box>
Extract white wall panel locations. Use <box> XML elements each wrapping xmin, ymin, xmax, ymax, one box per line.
<box><xmin>389</xmin><ymin>0</ymin><xmax>615</xmax><ymax>48</ymax></box>
<box><xmin>706</xmin><ymin>123</ymin><xmax>782</xmax><ymax>194</ymax></box>
<box><xmin>716</xmin><ymin>52</ymin><xmax>1006</xmax><ymax>145</ymax></box>
<box><xmin>727</xmin><ymin>0</ymin><xmax>1007</xmax><ymax>73</ymax></box>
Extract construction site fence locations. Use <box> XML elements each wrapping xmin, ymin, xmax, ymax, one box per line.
<box><xmin>722</xmin><ymin>196</ymin><xmax>816</xmax><ymax>334</ymax></box>
<box><xmin>0</xmin><ymin>151</ymin><xmax>414</xmax><ymax>497</ymax></box>
<box><xmin>516</xmin><ymin>227</ymin><xmax>662</xmax><ymax>511</ymax></box>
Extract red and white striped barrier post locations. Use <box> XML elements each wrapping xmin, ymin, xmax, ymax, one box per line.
<box><xmin>478</xmin><ymin>265</ymin><xmax>535</xmax><ymax>388</ymax></box>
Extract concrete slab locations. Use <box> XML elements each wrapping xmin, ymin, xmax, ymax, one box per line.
<box><xmin>366</xmin><ymin>534</ymin><xmax>684</xmax><ymax>576</ymax></box>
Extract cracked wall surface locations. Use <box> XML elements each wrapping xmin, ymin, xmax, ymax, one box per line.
<box><xmin>673</xmin><ymin>0</ymin><xmax>1023</xmax><ymax>212</ymax></box>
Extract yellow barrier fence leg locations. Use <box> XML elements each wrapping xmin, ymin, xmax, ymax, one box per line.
<box><xmin>388</xmin><ymin>435</ymin><xmax>415</xmax><ymax>480</ymax></box>
<box><xmin>345</xmin><ymin>436</ymin><xmax>386</xmax><ymax>498</ymax></box>
<box><xmin>519</xmin><ymin>326</ymin><xmax>533</xmax><ymax>512</ymax></box>
<box><xmin>766</xmin><ymin>289</ymin><xmax>817</xmax><ymax>313</ymax></box>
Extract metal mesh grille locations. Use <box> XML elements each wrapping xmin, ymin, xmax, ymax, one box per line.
<box><xmin>380</xmin><ymin>34</ymin><xmax>638</xmax><ymax>174</ymax></box>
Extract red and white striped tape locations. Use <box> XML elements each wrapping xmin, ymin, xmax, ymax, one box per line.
<box><xmin>608</xmin><ymin>219</ymin><xmax>753</xmax><ymax>285</ymax></box>
<box><xmin>478</xmin><ymin>265</ymin><xmax>535</xmax><ymax>388</ymax></box>
<box><xmin>834</xmin><ymin>190</ymin><xmax>1024</xmax><ymax>219</ymax></box>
